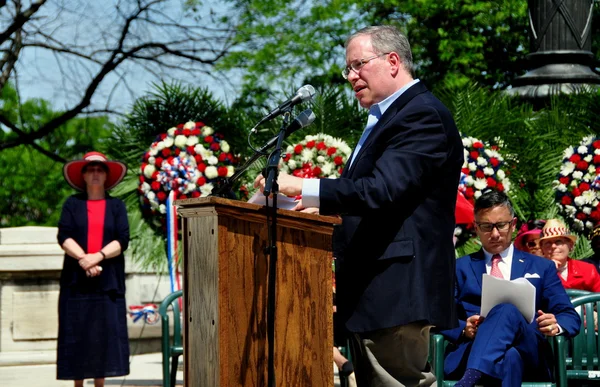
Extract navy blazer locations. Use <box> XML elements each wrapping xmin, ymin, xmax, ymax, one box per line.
<box><xmin>442</xmin><ymin>248</ymin><xmax>581</xmax><ymax>376</ymax></box>
<box><xmin>320</xmin><ymin>82</ymin><xmax>463</xmax><ymax>332</ymax></box>
<box><xmin>57</xmin><ymin>193</ymin><xmax>130</xmax><ymax>294</ymax></box>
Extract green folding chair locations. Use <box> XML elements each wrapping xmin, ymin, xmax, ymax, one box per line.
<box><xmin>556</xmin><ymin>293</ymin><xmax>600</xmax><ymax>386</ymax></box>
<box><xmin>159</xmin><ymin>290</ymin><xmax>183</xmax><ymax>387</ymax></box>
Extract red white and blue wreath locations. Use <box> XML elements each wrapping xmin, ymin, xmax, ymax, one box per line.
<box><xmin>554</xmin><ymin>135</ymin><xmax>600</xmax><ymax>234</ymax></box>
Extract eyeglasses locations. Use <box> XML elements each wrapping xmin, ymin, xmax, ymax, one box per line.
<box><xmin>525</xmin><ymin>240</ymin><xmax>540</xmax><ymax>248</ymax></box>
<box><xmin>542</xmin><ymin>239</ymin><xmax>569</xmax><ymax>248</ymax></box>
<box><xmin>341</xmin><ymin>53</ymin><xmax>390</xmax><ymax>79</ymax></box>
<box><xmin>475</xmin><ymin>220</ymin><xmax>514</xmax><ymax>233</ymax></box>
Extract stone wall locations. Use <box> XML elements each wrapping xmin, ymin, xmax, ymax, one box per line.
<box><xmin>0</xmin><ymin>226</ymin><xmax>178</xmax><ymax>366</ymax></box>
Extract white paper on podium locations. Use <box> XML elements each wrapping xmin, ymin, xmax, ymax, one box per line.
<box><xmin>247</xmin><ymin>191</ymin><xmax>299</xmax><ymax>210</ymax></box>
<box><xmin>480</xmin><ymin>274</ymin><xmax>536</xmax><ymax>323</ymax></box>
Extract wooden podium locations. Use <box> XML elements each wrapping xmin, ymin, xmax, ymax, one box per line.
<box><xmin>177</xmin><ymin>197</ymin><xmax>341</xmax><ymax>387</ymax></box>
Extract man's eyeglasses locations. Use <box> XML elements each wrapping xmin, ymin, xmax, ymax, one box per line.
<box><xmin>475</xmin><ymin>220</ymin><xmax>514</xmax><ymax>233</ymax></box>
<box><xmin>341</xmin><ymin>53</ymin><xmax>390</xmax><ymax>80</ymax></box>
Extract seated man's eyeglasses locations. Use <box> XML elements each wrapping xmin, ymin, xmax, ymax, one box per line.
<box><xmin>341</xmin><ymin>53</ymin><xmax>390</xmax><ymax>79</ymax></box>
<box><xmin>475</xmin><ymin>221</ymin><xmax>513</xmax><ymax>233</ymax></box>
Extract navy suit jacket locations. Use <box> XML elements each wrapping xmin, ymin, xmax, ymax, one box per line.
<box><xmin>320</xmin><ymin>82</ymin><xmax>463</xmax><ymax>332</ymax></box>
<box><xmin>442</xmin><ymin>248</ymin><xmax>581</xmax><ymax>375</ymax></box>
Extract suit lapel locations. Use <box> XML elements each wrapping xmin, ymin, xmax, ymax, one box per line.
<box><xmin>469</xmin><ymin>250</ymin><xmax>487</xmax><ymax>289</ymax></box>
<box><xmin>343</xmin><ymin>82</ymin><xmax>429</xmax><ymax>177</ymax></box>
<box><xmin>510</xmin><ymin>249</ymin><xmax>529</xmax><ymax>280</ymax></box>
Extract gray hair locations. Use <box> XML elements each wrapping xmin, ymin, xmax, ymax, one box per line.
<box><xmin>345</xmin><ymin>25</ymin><xmax>413</xmax><ymax>74</ymax></box>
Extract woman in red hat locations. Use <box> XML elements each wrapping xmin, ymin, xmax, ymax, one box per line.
<box><xmin>56</xmin><ymin>151</ymin><xmax>129</xmax><ymax>387</ymax></box>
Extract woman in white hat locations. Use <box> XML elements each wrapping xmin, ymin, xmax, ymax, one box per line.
<box><xmin>56</xmin><ymin>151</ymin><xmax>130</xmax><ymax>387</ymax></box>
<box><xmin>540</xmin><ymin>219</ymin><xmax>600</xmax><ymax>292</ymax></box>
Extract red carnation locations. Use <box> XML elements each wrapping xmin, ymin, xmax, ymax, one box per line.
<box><xmin>197</xmin><ymin>177</ymin><xmax>206</xmax><ymax>186</ymax></box>
<box><xmin>217</xmin><ymin>166</ymin><xmax>228</xmax><ymax>177</ymax></box>
<box><xmin>139</xmin><ymin>175</ymin><xmax>145</xmax><ymax>183</ymax></box>
<box><xmin>461</xmin><ymin>167</ymin><xmax>470</xmax><ymax>175</ymax></box>
<box><xmin>162</xmin><ymin>148</ymin><xmax>171</xmax><ymax>157</ymax></box>
<box><xmin>179</xmin><ymin>194</ymin><xmax>188</xmax><ymax>200</ymax></box>
<box><xmin>177</xmin><ymin>123</ymin><xmax>184</xmax><ymax>129</ymax></box>
<box><xmin>175</xmin><ymin>148</ymin><xmax>181</xmax><ymax>156</ymax></box>
<box><xmin>306</xmin><ymin>140</ymin><xmax>315</xmax><ymax>149</ymax></box>
<box><xmin>594</xmin><ymin>155</ymin><xmax>600</xmax><ymax>165</ymax></box>
<box><xmin>339</xmin><ymin>167</ymin><xmax>344</xmax><ymax>174</ymax></box>
<box><xmin>316</xmin><ymin>141</ymin><xmax>327</xmax><ymax>151</ymax></box>
<box><xmin>576</xmin><ymin>161</ymin><xmax>589</xmax><ymax>171</ymax></box>
<box><xmin>210</xmin><ymin>143</ymin><xmax>220</xmax><ymax>151</ymax></box>
<box><xmin>197</xmin><ymin>162</ymin><xmax>206</xmax><ymax>173</ymax></box>
<box><xmin>327</xmin><ymin>147</ymin><xmax>337</xmax><ymax>156</ymax></box>
<box><xmin>559</xmin><ymin>177</ymin><xmax>570</xmax><ymax>185</ymax></box>
<box><xmin>151</xmin><ymin>181</ymin><xmax>161</xmax><ymax>191</ymax></box>
<box><xmin>294</xmin><ymin>144</ymin><xmax>303</xmax><ymax>154</ymax></box>
<box><xmin>464</xmin><ymin>187</ymin><xmax>475</xmax><ymax>198</ymax></box>
<box><xmin>469</xmin><ymin>151</ymin><xmax>479</xmax><ymax>160</ymax></box>
<box><xmin>569</xmin><ymin>154</ymin><xmax>582</xmax><ymax>163</ymax></box>
<box><xmin>160</xmin><ymin>133</ymin><xmax>167</xmax><ymax>140</ymax></box>
<box><xmin>194</xmin><ymin>155</ymin><xmax>202</xmax><ymax>164</ymax></box>
<box><xmin>183</xmin><ymin>129</ymin><xmax>191</xmax><ymax>136</ymax></box>
<box><xmin>192</xmin><ymin>128</ymin><xmax>201</xmax><ymax>136</ymax></box>
<box><xmin>334</xmin><ymin>156</ymin><xmax>343</xmax><ymax>165</ymax></box>
<box><xmin>196</xmin><ymin>122</ymin><xmax>205</xmax><ymax>128</ymax></box>
<box><xmin>576</xmin><ymin>212</ymin><xmax>587</xmax><ymax>220</ymax></box>
<box><xmin>472</xmin><ymin>141</ymin><xmax>484</xmax><ymax>149</ymax></box>
<box><xmin>204</xmin><ymin>135</ymin><xmax>214</xmax><ymax>143</ymax></box>
<box><xmin>292</xmin><ymin>169</ymin><xmax>302</xmax><ymax>177</ymax></box>
<box><xmin>591</xmin><ymin>210</ymin><xmax>600</xmax><ymax>222</ymax></box>
<box><xmin>313</xmin><ymin>166</ymin><xmax>322</xmax><ymax>176</ymax></box>
<box><xmin>475</xmin><ymin>170</ymin><xmax>485</xmax><ymax>179</ymax></box>
<box><xmin>157</xmin><ymin>191</ymin><xmax>167</xmax><ymax>202</ymax></box>
<box><xmin>192</xmin><ymin>191</ymin><xmax>201</xmax><ymax>198</ymax></box>
<box><xmin>218</xmin><ymin>153</ymin><xmax>227</xmax><ymax>162</ymax></box>
<box><xmin>151</xmin><ymin>171</ymin><xmax>159</xmax><ymax>180</ymax></box>
<box><xmin>572</xmin><ymin>188</ymin><xmax>581</xmax><ymax>197</ymax></box>
<box><xmin>496</xmin><ymin>183</ymin><xmax>504</xmax><ymax>191</ymax></box>
<box><xmin>561</xmin><ymin>196</ymin><xmax>572</xmax><ymax>205</ymax></box>
<box><xmin>579</xmin><ymin>182</ymin><xmax>591</xmax><ymax>192</ymax></box>
<box><xmin>187</xmin><ymin>146</ymin><xmax>195</xmax><ymax>155</ymax></box>
<box><xmin>593</xmin><ymin>140</ymin><xmax>600</xmax><ymax>149</ymax></box>
<box><xmin>489</xmin><ymin>158</ymin><xmax>499</xmax><ymax>167</ymax></box>
<box><xmin>491</xmin><ymin>145</ymin><xmax>499</xmax><ymax>151</ymax></box>
<box><xmin>155</xmin><ymin>157</ymin><xmax>164</xmax><ymax>167</ymax></box>
<box><xmin>283</xmin><ymin>153</ymin><xmax>291</xmax><ymax>162</ymax></box>
<box><xmin>486</xmin><ymin>177</ymin><xmax>497</xmax><ymax>188</ymax></box>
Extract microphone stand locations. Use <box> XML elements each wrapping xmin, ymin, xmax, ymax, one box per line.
<box><xmin>262</xmin><ymin>108</ymin><xmax>292</xmax><ymax>387</ymax></box>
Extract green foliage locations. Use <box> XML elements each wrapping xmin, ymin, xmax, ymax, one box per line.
<box><xmin>0</xmin><ymin>84</ymin><xmax>112</xmax><ymax>227</ymax></box>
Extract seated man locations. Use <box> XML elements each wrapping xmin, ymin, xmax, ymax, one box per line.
<box><xmin>442</xmin><ymin>190</ymin><xmax>580</xmax><ymax>387</ymax></box>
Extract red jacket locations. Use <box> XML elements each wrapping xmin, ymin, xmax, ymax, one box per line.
<box><xmin>561</xmin><ymin>258</ymin><xmax>600</xmax><ymax>292</ymax></box>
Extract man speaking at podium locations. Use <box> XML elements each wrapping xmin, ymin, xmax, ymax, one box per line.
<box><xmin>255</xmin><ymin>25</ymin><xmax>463</xmax><ymax>386</ymax></box>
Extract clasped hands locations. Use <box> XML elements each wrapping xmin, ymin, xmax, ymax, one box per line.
<box><xmin>463</xmin><ymin>310</ymin><xmax>559</xmax><ymax>340</ymax></box>
<box><xmin>79</xmin><ymin>252</ymin><xmax>104</xmax><ymax>278</ymax></box>
<box><xmin>253</xmin><ymin>171</ymin><xmax>318</xmax><ymax>214</ymax></box>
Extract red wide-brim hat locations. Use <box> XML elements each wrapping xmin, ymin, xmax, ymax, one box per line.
<box><xmin>63</xmin><ymin>151</ymin><xmax>127</xmax><ymax>191</ymax></box>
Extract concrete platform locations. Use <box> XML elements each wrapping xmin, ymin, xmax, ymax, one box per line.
<box><xmin>0</xmin><ymin>352</ymin><xmax>344</xmax><ymax>386</ymax></box>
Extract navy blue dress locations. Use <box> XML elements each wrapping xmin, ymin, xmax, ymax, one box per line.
<box><xmin>56</xmin><ymin>193</ymin><xmax>130</xmax><ymax>380</ymax></box>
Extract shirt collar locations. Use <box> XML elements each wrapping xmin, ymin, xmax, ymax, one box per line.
<box><xmin>368</xmin><ymin>79</ymin><xmax>420</xmax><ymax>119</ymax></box>
<box><xmin>483</xmin><ymin>244</ymin><xmax>514</xmax><ymax>265</ymax></box>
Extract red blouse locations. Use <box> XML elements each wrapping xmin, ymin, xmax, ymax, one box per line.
<box><xmin>87</xmin><ymin>199</ymin><xmax>106</xmax><ymax>253</ymax></box>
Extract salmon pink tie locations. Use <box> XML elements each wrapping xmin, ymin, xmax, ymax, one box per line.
<box><xmin>491</xmin><ymin>254</ymin><xmax>503</xmax><ymax>279</ymax></box>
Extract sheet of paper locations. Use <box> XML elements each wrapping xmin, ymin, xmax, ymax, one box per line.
<box><xmin>480</xmin><ymin>274</ymin><xmax>536</xmax><ymax>323</ymax></box>
<box><xmin>247</xmin><ymin>191</ymin><xmax>299</xmax><ymax>210</ymax></box>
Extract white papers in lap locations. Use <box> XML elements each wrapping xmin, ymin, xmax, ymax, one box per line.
<box><xmin>247</xmin><ymin>191</ymin><xmax>299</xmax><ymax>210</ymax></box>
<box><xmin>480</xmin><ymin>274</ymin><xmax>536</xmax><ymax>323</ymax></box>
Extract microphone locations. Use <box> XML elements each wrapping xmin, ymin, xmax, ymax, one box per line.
<box><xmin>251</xmin><ymin>85</ymin><xmax>316</xmax><ymax>132</ymax></box>
<box><xmin>257</xmin><ymin>109</ymin><xmax>316</xmax><ymax>154</ymax></box>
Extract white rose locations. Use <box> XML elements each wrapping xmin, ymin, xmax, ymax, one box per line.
<box><xmin>465</xmin><ymin>176</ymin><xmax>474</xmax><ymax>185</ymax></box>
<box><xmin>208</xmin><ymin>155</ymin><xmax>218</xmax><ymax>165</ymax></box>
<box><xmin>477</xmin><ymin>157</ymin><xmax>487</xmax><ymax>167</ymax></box>
<box><xmin>583</xmin><ymin>206</ymin><xmax>592</xmax><ymax>215</ymax></box>
<box><xmin>557</xmin><ymin>184</ymin><xmax>567</xmax><ymax>192</ymax></box>
<box><xmin>148</xmin><ymin>156</ymin><xmax>155</xmax><ymax>165</ymax></box>
<box><xmin>159</xmin><ymin>204</ymin><xmax>166</xmax><ymax>214</ymax></box>
<box><xmin>563</xmin><ymin>146</ymin><xmax>574</xmax><ymax>159</ymax></box>
<box><xmin>317</xmin><ymin>155</ymin><xmax>325</xmax><ymax>163</ymax></box>
<box><xmin>583</xmin><ymin>136</ymin><xmax>594</xmax><ymax>145</ymax></box>
<box><xmin>587</xmin><ymin>221</ymin><xmax>594</xmax><ymax>230</ymax></box>
<box><xmin>286</xmin><ymin>145</ymin><xmax>294</xmax><ymax>153</ymax></box>
<box><xmin>560</xmin><ymin>162</ymin><xmax>575</xmax><ymax>176</ymax></box>
<box><xmin>226</xmin><ymin>166</ymin><xmax>234</xmax><ymax>177</ymax></box>
<box><xmin>163</xmin><ymin>137</ymin><xmax>174</xmax><ymax>148</ymax></box>
<box><xmin>585</xmin><ymin>155</ymin><xmax>593</xmax><ymax>162</ymax></box>
<box><xmin>565</xmin><ymin>205</ymin><xmax>576</xmax><ymax>215</ymax></box>
<box><xmin>200</xmin><ymin>183</ymin><xmax>214</xmax><ymax>196</ymax></box>
<box><xmin>288</xmin><ymin>159</ymin><xmax>297</xmax><ymax>170</ymax></box>
<box><xmin>156</xmin><ymin>141</ymin><xmax>165</xmax><ymax>151</ymax></box>
<box><xmin>321</xmin><ymin>162</ymin><xmax>333</xmax><ymax>176</ymax></box>
<box><xmin>220</xmin><ymin>141</ymin><xmax>230</xmax><ymax>153</ymax></box>
<box><xmin>202</xmin><ymin>126</ymin><xmax>214</xmax><ymax>136</ymax></box>
<box><xmin>149</xmin><ymin>148</ymin><xmax>158</xmax><ymax>157</ymax></box>
<box><xmin>474</xmin><ymin>191</ymin><xmax>482</xmax><ymax>199</ymax></box>
<box><xmin>503</xmin><ymin>180</ymin><xmax>511</xmax><ymax>192</ymax></box>
<box><xmin>204</xmin><ymin>166</ymin><xmax>218</xmax><ymax>179</ymax></box>
<box><xmin>572</xmin><ymin>171</ymin><xmax>584</xmax><ymax>180</ymax></box>
<box><xmin>144</xmin><ymin>164</ymin><xmax>156</xmax><ymax>179</ymax></box>
<box><xmin>184</xmin><ymin>183</ymin><xmax>196</xmax><ymax>194</ymax></box>
<box><xmin>141</xmin><ymin>182</ymin><xmax>151</xmax><ymax>193</ymax></box>
<box><xmin>497</xmin><ymin>170</ymin><xmax>505</xmax><ymax>180</ymax></box>
<box><xmin>595</xmin><ymin>149</ymin><xmax>600</xmax><ymax>155</ymax></box>
<box><xmin>473</xmin><ymin>178</ymin><xmax>488</xmax><ymax>190</ymax></box>
<box><xmin>578</xmin><ymin>145</ymin><xmax>589</xmax><ymax>154</ymax></box>
<box><xmin>462</xmin><ymin>138</ymin><xmax>472</xmax><ymax>147</ymax></box>
<box><xmin>186</xmin><ymin>136</ymin><xmax>199</xmax><ymax>146</ymax></box>
<box><xmin>469</xmin><ymin>162</ymin><xmax>477</xmax><ymax>171</ymax></box>
<box><xmin>301</xmin><ymin>148</ymin><xmax>315</xmax><ymax>163</ymax></box>
<box><xmin>483</xmin><ymin>167</ymin><xmax>494</xmax><ymax>176</ymax></box>
<box><xmin>589</xmin><ymin>166</ymin><xmax>596</xmax><ymax>175</ymax></box>
<box><xmin>574</xmin><ymin>196</ymin><xmax>587</xmax><ymax>207</ymax></box>
<box><xmin>174</xmin><ymin>135</ymin><xmax>188</xmax><ymax>149</ymax></box>
<box><xmin>167</xmin><ymin>127</ymin><xmax>177</xmax><ymax>137</ymax></box>
<box><xmin>184</xmin><ymin>121</ymin><xmax>196</xmax><ymax>130</ymax></box>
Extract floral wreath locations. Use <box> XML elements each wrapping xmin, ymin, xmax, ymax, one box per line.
<box><xmin>455</xmin><ymin>135</ymin><xmax>512</xmax><ymax>246</ymax></box>
<box><xmin>554</xmin><ymin>135</ymin><xmax>600</xmax><ymax>235</ymax></box>
<box><xmin>138</xmin><ymin>121</ymin><xmax>239</xmax><ymax>227</ymax></box>
<box><xmin>280</xmin><ymin>133</ymin><xmax>353</xmax><ymax>179</ymax></box>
